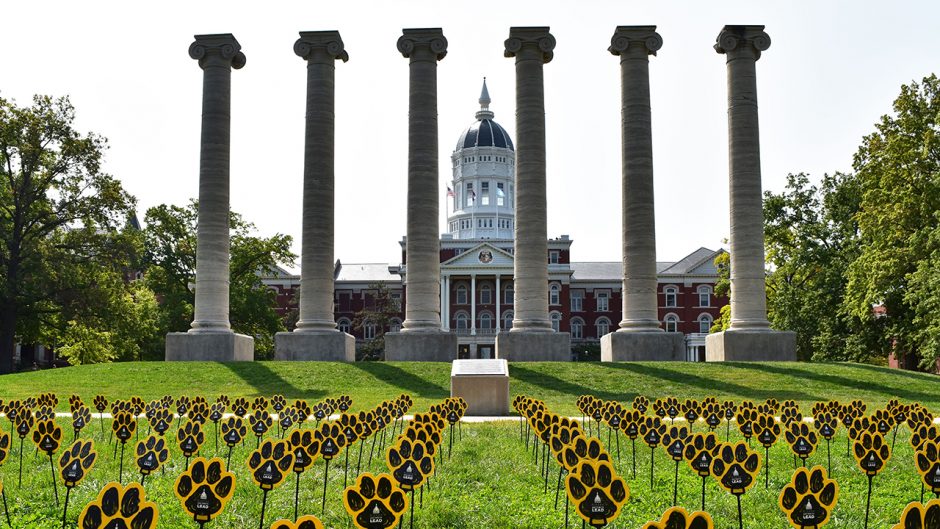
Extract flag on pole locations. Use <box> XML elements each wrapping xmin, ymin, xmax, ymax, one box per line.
<box><xmin>446</xmin><ymin>186</ymin><xmax>455</xmax><ymax>197</ymax></box>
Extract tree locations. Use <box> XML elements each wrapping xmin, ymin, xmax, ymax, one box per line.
<box><xmin>141</xmin><ymin>201</ymin><xmax>296</xmax><ymax>360</ymax></box>
<box><xmin>710</xmin><ymin>248</ymin><xmax>731</xmax><ymax>333</ymax></box>
<box><xmin>352</xmin><ymin>282</ymin><xmax>401</xmax><ymax>361</ymax></box>
<box><xmin>0</xmin><ymin>95</ymin><xmax>135</xmax><ymax>373</ymax></box>
<box><xmin>845</xmin><ymin>75</ymin><xmax>940</xmax><ymax>368</ymax></box>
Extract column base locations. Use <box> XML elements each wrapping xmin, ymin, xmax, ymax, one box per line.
<box><xmin>274</xmin><ymin>331</ymin><xmax>355</xmax><ymax>362</ymax></box>
<box><xmin>450</xmin><ymin>359</ymin><xmax>510</xmax><ymax>416</ymax></box>
<box><xmin>496</xmin><ymin>331</ymin><xmax>571</xmax><ymax>361</ymax></box>
<box><xmin>600</xmin><ymin>331</ymin><xmax>684</xmax><ymax>361</ymax></box>
<box><xmin>384</xmin><ymin>331</ymin><xmax>458</xmax><ymax>361</ymax></box>
<box><xmin>705</xmin><ymin>329</ymin><xmax>797</xmax><ymax>361</ymax></box>
<box><xmin>165</xmin><ymin>332</ymin><xmax>254</xmax><ymax>362</ymax></box>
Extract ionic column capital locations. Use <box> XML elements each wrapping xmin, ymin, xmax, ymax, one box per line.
<box><xmin>397</xmin><ymin>28</ymin><xmax>448</xmax><ymax>62</ymax></box>
<box><xmin>714</xmin><ymin>25</ymin><xmax>771</xmax><ymax>60</ymax></box>
<box><xmin>294</xmin><ymin>30</ymin><xmax>349</xmax><ymax>63</ymax></box>
<box><xmin>504</xmin><ymin>26</ymin><xmax>556</xmax><ymax>64</ymax></box>
<box><xmin>608</xmin><ymin>26</ymin><xmax>662</xmax><ymax>58</ymax></box>
<box><xmin>189</xmin><ymin>33</ymin><xmax>246</xmax><ymax>70</ymax></box>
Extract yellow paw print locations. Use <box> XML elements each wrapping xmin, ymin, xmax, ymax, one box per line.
<box><xmin>174</xmin><ymin>457</ymin><xmax>236</xmax><ymax>523</ymax></box>
<box><xmin>566</xmin><ymin>458</ymin><xmax>629</xmax><ymax>528</ymax></box>
<box><xmin>58</xmin><ymin>439</ymin><xmax>97</xmax><ymax>487</ymax></box>
<box><xmin>78</xmin><ymin>482</ymin><xmax>158</xmax><ymax>529</ymax></box>
<box><xmin>778</xmin><ymin>465</ymin><xmax>839</xmax><ymax>528</ymax></box>
<box><xmin>177</xmin><ymin>420</ymin><xmax>205</xmax><ymax>458</ymax></box>
<box><xmin>135</xmin><ymin>435</ymin><xmax>169</xmax><ymax>476</ymax></box>
<box><xmin>642</xmin><ymin>506</ymin><xmax>713</xmax><ymax>529</ymax></box>
<box><xmin>711</xmin><ymin>441</ymin><xmax>760</xmax><ymax>495</ymax></box>
<box><xmin>32</xmin><ymin>419</ymin><xmax>62</xmax><ymax>455</ymax></box>
<box><xmin>270</xmin><ymin>515</ymin><xmax>324</xmax><ymax>529</ymax></box>
<box><xmin>248</xmin><ymin>439</ymin><xmax>294</xmax><ymax>490</ymax></box>
<box><xmin>344</xmin><ymin>472</ymin><xmax>409</xmax><ymax>529</ymax></box>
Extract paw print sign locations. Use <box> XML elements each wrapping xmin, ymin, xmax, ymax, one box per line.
<box><xmin>189</xmin><ymin>401</ymin><xmax>209</xmax><ymax>425</ymax></box>
<box><xmin>32</xmin><ymin>419</ymin><xmax>63</xmax><ymax>455</ymax></box>
<box><xmin>209</xmin><ymin>402</ymin><xmax>225</xmax><ymax>424</ymax></box>
<box><xmin>779</xmin><ymin>466</ymin><xmax>839</xmax><ymax>528</ymax></box>
<box><xmin>221</xmin><ymin>417</ymin><xmax>247</xmax><ymax>448</ymax></box>
<box><xmin>682</xmin><ymin>400</ymin><xmax>701</xmax><ymax>426</ymax></box>
<box><xmin>271</xmin><ymin>515</ymin><xmax>325</xmax><ymax>529</ymax></box>
<box><xmin>249</xmin><ymin>409</ymin><xmax>273</xmax><ymax>439</ymax></box>
<box><xmin>248</xmin><ymin>439</ymin><xmax>294</xmax><ymax>491</ymax></box>
<box><xmin>916</xmin><ymin>440</ymin><xmax>940</xmax><ymax>495</ymax></box>
<box><xmin>663</xmin><ymin>426</ymin><xmax>690</xmax><ymax>461</ymax></box>
<box><xmin>59</xmin><ymin>440</ymin><xmax>97</xmax><ymax>488</ymax></box>
<box><xmin>252</xmin><ymin>396</ymin><xmax>270</xmax><ymax>412</ymax></box>
<box><xmin>177</xmin><ymin>420</ymin><xmax>205</xmax><ymax>458</ymax></box>
<box><xmin>754</xmin><ymin>413</ymin><xmax>781</xmax><ymax>448</ymax></box>
<box><xmin>72</xmin><ymin>406</ymin><xmax>92</xmax><ymax>435</ymax></box>
<box><xmin>566</xmin><ymin>458</ymin><xmax>629</xmax><ymax>528</ymax></box>
<box><xmin>785</xmin><ymin>422</ymin><xmax>818</xmax><ymax>462</ymax></box>
<box><xmin>387</xmin><ymin>438</ymin><xmax>434</xmax><ymax>491</ymax></box>
<box><xmin>337</xmin><ymin>395</ymin><xmax>353</xmax><ymax>413</ymax></box>
<box><xmin>176</xmin><ymin>396</ymin><xmax>191</xmax><ymax>418</ymax></box>
<box><xmin>280</xmin><ymin>407</ymin><xmax>300</xmax><ymax>432</ymax></box>
<box><xmin>641</xmin><ymin>416</ymin><xmax>666</xmax><ymax>448</ymax></box>
<box><xmin>910</xmin><ymin>424</ymin><xmax>939</xmax><ymax>451</ymax></box>
<box><xmin>853</xmin><ymin>431</ymin><xmax>890</xmax><ymax>477</ymax></box>
<box><xmin>892</xmin><ymin>499</ymin><xmax>940</xmax><ymax>529</ymax></box>
<box><xmin>632</xmin><ymin>396</ymin><xmax>649</xmax><ymax>414</ymax></box>
<box><xmin>16</xmin><ymin>412</ymin><xmax>34</xmax><ymax>439</ymax></box>
<box><xmin>149</xmin><ymin>407</ymin><xmax>173</xmax><ymax>436</ymax></box>
<box><xmin>135</xmin><ymin>435</ymin><xmax>169</xmax><ymax>476</ymax></box>
<box><xmin>684</xmin><ymin>432</ymin><xmax>720</xmax><ymax>478</ymax></box>
<box><xmin>315</xmin><ymin>422</ymin><xmax>347</xmax><ymax>461</ymax></box>
<box><xmin>232</xmin><ymin>397</ymin><xmax>249</xmax><ymax>417</ymax></box>
<box><xmin>93</xmin><ymin>395</ymin><xmax>108</xmax><ymax>414</ymax></box>
<box><xmin>621</xmin><ymin>410</ymin><xmax>642</xmax><ymax>439</ymax></box>
<box><xmin>78</xmin><ymin>482</ymin><xmax>158</xmax><ymax>529</ymax></box>
<box><xmin>287</xmin><ymin>429</ymin><xmax>320</xmax><ymax>474</ymax></box>
<box><xmin>641</xmin><ymin>506</ymin><xmax>714</xmax><ymax>529</ymax></box>
<box><xmin>293</xmin><ymin>400</ymin><xmax>312</xmax><ymax>422</ymax></box>
<box><xmin>814</xmin><ymin>412</ymin><xmax>838</xmax><ymax>441</ymax></box>
<box><xmin>711</xmin><ymin>441</ymin><xmax>761</xmax><ymax>496</ymax></box>
<box><xmin>0</xmin><ymin>430</ymin><xmax>9</xmax><ymax>465</ymax></box>
<box><xmin>175</xmin><ymin>457</ymin><xmax>236</xmax><ymax>524</ymax></box>
<box><xmin>112</xmin><ymin>411</ymin><xmax>137</xmax><ymax>444</ymax></box>
<box><xmin>344</xmin><ymin>472</ymin><xmax>409</xmax><ymax>529</ymax></box>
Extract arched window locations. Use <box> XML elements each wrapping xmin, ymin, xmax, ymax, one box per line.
<box><xmin>550</xmin><ymin>311</ymin><xmax>562</xmax><ymax>332</ymax></box>
<box><xmin>570</xmin><ymin>317</ymin><xmax>584</xmax><ymax>340</ymax></box>
<box><xmin>698</xmin><ymin>286</ymin><xmax>712</xmax><ymax>307</ymax></box>
<box><xmin>455</xmin><ymin>312</ymin><xmax>469</xmax><ymax>331</ymax></box>
<box><xmin>549</xmin><ymin>284</ymin><xmax>561</xmax><ymax>305</ymax></box>
<box><xmin>595</xmin><ymin>317</ymin><xmax>610</xmax><ymax>337</ymax></box>
<box><xmin>503</xmin><ymin>311</ymin><xmax>514</xmax><ymax>331</ymax></box>
<box><xmin>664</xmin><ymin>286</ymin><xmax>678</xmax><ymax>308</ymax></box>
<box><xmin>337</xmin><ymin>318</ymin><xmax>351</xmax><ymax>334</ymax></box>
<box><xmin>504</xmin><ymin>283</ymin><xmax>514</xmax><ymax>305</ymax></box>
<box><xmin>664</xmin><ymin>314</ymin><xmax>679</xmax><ymax>333</ymax></box>
<box><xmin>389</xmin><ymin>318</ymin><xmax>402</xmax><ymax>333</ymax></box>
<box><xmin>364</xmin><ymin>320</ymin><xmax>377</xmax><ymax>339</ymax></box>
<box><xmin>480</xmin><ymin>284</ymin><xmax>492</xmax><ymax>305</ymax></box>
<box><xmin>479</xmin><ymin>312</ymin><xmax>493</xmax><ymax>330</ymax></box>
<box><xmin>698</xmin><ymin>314</ymin><xmax>713</xmax><ymax>334</ymax></box>
<box><xmin>456</xmin><ymin>284</ymin><xmax>468</xmax><ymax>305</ymax></box>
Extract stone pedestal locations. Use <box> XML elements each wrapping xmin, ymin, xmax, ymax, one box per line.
<box><xmin>451</xmin><ymin>359</ymin><xmax>509</xmax><ymax>416</ymax></box>
<box><xmin>601</xmin><ymin>332</ymin><xmax>684</xmax><ymax>361</ymax></box>
<box><xmin>384</xmin><ymin>331</ymin><xmax>457</xmax><ymax>362</ymax></box>
<box><xmin>274</xmin><ymin>331</ymin><xmax>355</xmax><ymax>362</ymax></box>
<box><xmin>705</xmin><ymin>330</ymin><xmax>796</xmax><ymax>361</ymax></box>
<box><xmin>166</xmin><ymin>332</ymin><xmax>254</xmax><ymax>362</ymax></box>
<box><xmin>496</xmin><ymin>332</ymin><xmax>570</xmax><ymax>362</ymax></box>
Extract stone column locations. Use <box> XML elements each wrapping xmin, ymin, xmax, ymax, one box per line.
<box><xmin>275</xmin><ymin>31</ymin><xmax>354</xmax><ymax>361</ymax></box>
<box><xmin>495</xmin><ymin>275</ymin><xmax>501</xmax><ymax>331</ymax></box>
<box><xmin>706</xmin><ymin>25</ymin><xmax>796</xmax><ymax>361</ymax></box>
<box><xmin>166</xmin><ymin>33</ymin><xmax>254</xmax><ymax>362</ymax></box>
<box><xmin>601</xmin><ymin>26</ymin><xmax>683</xmax><ymax>361</ymax></box>
<box><xmin>384</xmin><ymin>28</ymin><xmax>457</xmax><ymax>361</ymax></box>
<box><xmin>495</xmin><ymin>27</ymin><xmax>570</xmax><ymax>361</ymax></box>
<box><xmin>470</xmin><ymin>274</ymin><xmax>477</xmax><ymax>335</ymax></box>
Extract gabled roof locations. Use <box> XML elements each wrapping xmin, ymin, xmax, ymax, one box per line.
<box><xmin>335</xmin><ymin>263</ymin><xmax>401</xmax><ymax>283</ymax></box>
<box><xmin>442</xmin><ymin>242</ymin><xmax>515</xmax><ymax>267</ymax></box>
<box><xmin>659</xmin><ymin>247</ymin><xmax>723</xmax><ymax>275</ymax></box>
<box><xmin>570</xmin><ymin>248</ymin><xmax>724</xmax><ymax>281</ymax></box>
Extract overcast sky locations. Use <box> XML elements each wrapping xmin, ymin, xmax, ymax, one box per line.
<box><xmin>3</xmin><ymin>1</ymin><xmax>938</xmax><ymax>271</ymax></box>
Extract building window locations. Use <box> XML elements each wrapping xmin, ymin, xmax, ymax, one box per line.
<box><xmin>596</xmin><ymin>291</ymin><xmax>609</xmax><ymax>312</ymax></box>
<box><xmin>337</xmin><ymin>318</ymin><xmax>351</xmax><ymax>334</ymax></box>
<box><xmin>570</xmin><ymin>317</ymin><xmax>584</xmax><ymax>340</ymax></box>
<box><xmin>455</xmin><ymin>312</ymin><xmax>469</xmax><ymax>330</ymax></box>
<box><xmin>665</xmin><ymin>314</ymin><xmax>679</xmax><ymax>333</ymax></box>
<box><xmin>570</xmin><ymin>290</ymin><xmax>583</xmax><ymax>312</ymax></box>
<box><xmin>364</xmin><ymin>321</ymin><xmax>377</xmax><ymax>339</ymax></box>
<box><xmin>479</xmin><ymin>313</ymin><xmax>492</xmax><ymax>330</ymax></box>
<box><xmin>549</xmin><ymin>250</ymin><xmax>560</xmax><ymax>264</ymax></box>
<box><xmin>504</xmin><ymin>283</ymin><xmax>514</xmax><ymax>305</ymax></box>
<box><xmin>456</xmin><ymin>285</ymin><xmax>468</xmax><ymax>305</ymax></box>
<box><xmin>698</xmin><ymin>314</ymin><xmax>713</xmax><ymax>334</ymax></box>
<box><xmin>497</xmin><ymin>182</ymin><xmax>505</xmax><ymax>206</ymax></box>
<box><xmin>698</xmin><ymin>286</ymin><xmax>712</xmax><ymax>307</ymax></box>
<box><xmin>480</xmin><ymin>285</ymin><xmax>491</xmax><ymax>305</ymax></box>
<box><xmin>390</xmin><ymin>318</ymin><xmax>402</xmax><ymax>333</ymax></box>
<box><xmin>550</xmin><ymin>311</ymin><xmax>562</xmax><ymax>332</ymax></box>
<box><xmin>466</xmin><ymin>182</ymin><xmax>474</xmax><ymax>206</ymax></box>
<box><xmin>481</xmin><ymin>181</ymin><xmax>490</xmax><ymax>206</ymax></box>
<box><xmin>503</xmin><ymin>311</ymin><xmax>513</xmax><ymax>330</ymax></box>
<box><xmin>595</xmin><ymin>317</ymin><xmax>610</xmax><ymax>337</ymax></box>
<box><xmin>549</xmin><ymin>284</ymin><xmax>561</xmax><ymax>305</ymax></box>
<box><xmin>665</xmin><ymin>286</ymin><xmax>678</xmax><ymax>308</ymax></box>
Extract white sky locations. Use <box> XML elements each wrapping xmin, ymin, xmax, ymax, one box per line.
<box><xmin>3</xmin><ymin>1</ymin><xmax>938</xmax><ymax>272</ymax></box>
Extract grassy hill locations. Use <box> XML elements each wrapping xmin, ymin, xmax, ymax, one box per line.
<box><xmin>0</xmin><ymin>360</ymin><xmax>936</xmax><ymax>415</ymax></box>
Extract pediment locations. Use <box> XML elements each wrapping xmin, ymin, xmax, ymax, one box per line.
<box><xmin>443</xmin><ymin>243</ymin><xmax>514</xmax><ymax>267</ymax></box>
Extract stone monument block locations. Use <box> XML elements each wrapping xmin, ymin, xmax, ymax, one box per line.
<box><xmin>601</xmin><ymin>332</ymin><xmax>684</xmax><ymax>361</ymax></box>
<box><xmin>705</xmin><ymin>330</ymin><xmax>797</xmax><ymax>361</ymax></box>
<box><xmin>384</xmin><ymin>331</ymin><xmax>458</xmax><ymax>362</ymax></box>
<box><xmin>274</xmin><ymin>331</ymin><xmax>355</xmax><ymax>362</ymax></box>
<box><xmin>165</xmin><ymin>332</ymin><xmax>254</xmax><ymax>362</ymax></box>
<box><xmin>496</xmin><ymin>332</ymin><xmax>571</xmax><ymax>362</ymax></box>
<box><xmin>451</xmin><ymin>359</ymin><xmax>509</xmax><ymax>416</ymax></box>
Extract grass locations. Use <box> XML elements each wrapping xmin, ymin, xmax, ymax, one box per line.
<box><xmin>0</xmin><ymin>360</ymin><xmax>938</xmax><ymax>528</ymax></box>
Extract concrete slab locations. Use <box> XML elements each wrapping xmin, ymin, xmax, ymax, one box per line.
<box><xmin>384</xmin><ymin>331</ymin><xmax>458</xmax><ymax>361</ymax></box>
<box><xmin>165</xmin><ymin>332</ymin><xmax>254</xmax><ymax>362</ymax></box>
<box><xmin>705</xmin><ymin>330</ymin><xmax>797</xmax><ymax>361</ymax></box>
<box><xmin>600</xmin><ymin>332</ymin><xmax>685</xmax><ymax>361</ymax></box>
<box><xmin>496</xmin><ymin>331</ymin><xmax>571</xmax><ymax>361</ymax></box>
<box><xmin>274</xmin><ymin>331</ymin><xmax>355</xmax><ymax>362</ymax></box>
<box><xmin>451</xmin><ymin>359</ymin><xmax>510</xmax><ymax>416</ymax></box>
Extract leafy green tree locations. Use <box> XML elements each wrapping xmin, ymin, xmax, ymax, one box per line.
<box><xmin>141</xmin><ymin>201</ymin><xmax>295</xmax><ymax>360</ymax></box>
<box><xmin>710</xmin><ymin>249</ymin><xmax>731</xmax><ymax>333</ymax></box>
<box><xmin>352</xmin><ymin>282</ymin><xmax>401</xmax><ymax>361</ymax></box>
<box><xmin>0</xmin><ymin>95</ymin><xmax>135</xmax><ymax>373</ymax></box>
<box><xmin>844</xmin><ymin>75</ymin><xmax>940</xmax><ymax>368</ymax></box>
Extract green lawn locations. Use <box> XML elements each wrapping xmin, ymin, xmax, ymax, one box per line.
<box><xmin>0</xmin><ymin>361</ymin><xmax>938</xmax><ymax>528</ymax></box>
